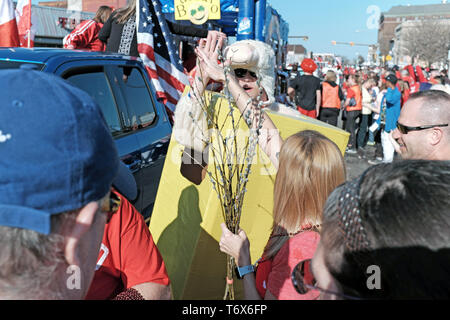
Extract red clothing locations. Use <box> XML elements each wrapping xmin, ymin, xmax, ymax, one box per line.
<box><xmin>346</xmin><ymin>86</ymin><xmax>362</xmax><ymax>111</ymax></box>
<box><xmin>415</xmin><ymin>65</ymin><xmax>428</xmax><ymax>83</ymax></box>
<box><xmin>255</xmin><ymin>231</ymin><xmax>320</xmax><ymax>300</ymax></box>
<box><xmin>297</xmin><ymin>106</ymin><xmax>316</xmax><ymax>118</ymax></box>
<box><xmin>322</xmin><ymin>82</ymin><xmax>341</xmax><ymax>109</ymax></box>
<box><xmin>85</xmin><ymin>189</ymin><xmax>170</xmax><ymax>300</ymax></box>
<box><xmin>64</xmin><ymin>20</ymin><xmax>105</xmax><ymax>51</ymax></box>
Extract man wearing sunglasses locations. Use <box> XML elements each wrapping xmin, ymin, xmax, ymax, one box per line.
<box><xmin>0</xmin><ymin>69</ymin><xmax>121</xmax><ymax>299</ymax></box>
<box><xmin>391</xmin><ymin>89</ymin><xmax>450</xmax><ymax>160</ymax></box>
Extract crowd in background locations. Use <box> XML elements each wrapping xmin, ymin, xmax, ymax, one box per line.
<box><xmin>285</xmin><ymin>58</ymin><xmax>450</xmax><ymax>164</ymax></box>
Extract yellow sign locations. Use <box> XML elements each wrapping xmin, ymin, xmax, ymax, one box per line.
<box><xmin>149</xmin><ymin>89</ymin><xmax>349</xmax><ymax>300</ymax></box>
<box><xmin>174</xmin><ymin>0</ymin><xmax>221</xmax><ymax>25</ymax></box>
<box><xmin>386</xmin><ymin>55</ymin><xmax>392</xmax><ymax>61</ymax></box>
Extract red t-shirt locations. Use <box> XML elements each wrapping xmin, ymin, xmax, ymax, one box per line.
<box><xmin>85</xmin><ymin>190</ymin><xmax>170</xmax><ymax>300</ymax></box>
<box><xmin>255</xmin><ymin>231</ymin><xmax>320</xmax><ymax>300</ymax></box>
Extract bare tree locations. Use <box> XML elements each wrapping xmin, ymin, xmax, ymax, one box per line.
<box><xmin>402</xmin><ymin>19</ymin><xmax>450</xmax><ymax>67</ymax></box>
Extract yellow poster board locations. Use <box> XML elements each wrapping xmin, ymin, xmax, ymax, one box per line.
<box><xmin>149</xmin><ymin>91</ymin><xmax>349</xmax><ymax>300</ymax></box>
<box><xmin>174</xmin><ymin>0</ymin><xmax>221</xmax><ymax>25</ymax></box>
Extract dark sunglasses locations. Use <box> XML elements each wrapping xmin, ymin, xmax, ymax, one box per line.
<box><xmin>101</xmin><ymin>191</ymin><xmax>121</xmax><ymax>222</ymax></box>
<box><xmin>396</xmin><ymin>121</ymin><xmax>448</xmax><ymax>134</ymax></box>
<box><xmin>234</xmin><ymin>68</ymin><xmax>257</xmax><ymax>79</ymax></box>
<box><xmin>291</xmin><ymin>259</ymin><xmax>361</xmax><ymax>300</ymax></box>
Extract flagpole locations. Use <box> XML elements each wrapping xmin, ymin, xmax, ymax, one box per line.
<box><xmin>27</xmin><ymin>0</ymin><xmax>31</xmax><ymax>48</ymax></box>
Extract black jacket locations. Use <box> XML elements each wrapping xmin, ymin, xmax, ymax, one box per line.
<box><xmin>98</xmin><ymin>12</ymin><xmax>209</xmax><ymax>57</ymax></box>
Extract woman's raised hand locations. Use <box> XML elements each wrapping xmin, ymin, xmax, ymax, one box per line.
<box><xmin>195</xmin><ymin>32</ymin><xmax>228</xmax><ymax>84</ymax></box>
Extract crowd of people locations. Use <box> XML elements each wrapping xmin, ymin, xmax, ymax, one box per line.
<box><xmin>286</xmin><ymin>58</ymin><xmax>450</xmax><ymax>165</ymax></box>
<box><xmin>0</xmin><ymin>1</ymin><xmax>449</xmax><ymax>301</ymax></box>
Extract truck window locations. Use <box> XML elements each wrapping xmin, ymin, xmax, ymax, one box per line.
<box><xmin>119</xmin><ymin>66</ymin><xmax>156</xmax><ymax>131</ymax></box>
<box><xmin>65</xmin><ymin>71</ymin><xmax>123</xmax><ymax>136</ymax></box>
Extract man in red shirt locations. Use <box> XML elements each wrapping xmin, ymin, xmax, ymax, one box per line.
<box><xmin>64</xmin><ymin>6</ymin><xmax>112</xmax><ymax>51</ymax></box>
<box><xmin>86</xmin><ymin>188</ymin><xmax>171</xmax><ymax>300</ymax></box>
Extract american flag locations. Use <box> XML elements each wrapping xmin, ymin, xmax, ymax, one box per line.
<box><xmin>136</xmin><ymin>0</ymin><xmax>188</xmax><ymax>113</ymax></box>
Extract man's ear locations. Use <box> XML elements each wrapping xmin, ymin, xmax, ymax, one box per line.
<box><xmin>430</xmin><ymin>127</ymin><xmax>443</xmax><ymax>146</ymax></box>
<box><xmin>63</xmin><ymin>201</ymin><xmax>100</xmax><ymax>267</ymax></box>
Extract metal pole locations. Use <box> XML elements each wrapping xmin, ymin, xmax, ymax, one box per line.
<box><xmin>237</xmin><ymin>0</ymin><xmax>255</xmax><ymax>40</ymax></box>
<box><xmin>27</xmin><ymin>0</ymin><xmax>31</xmax><ymax>48</ymax></box>
<box><xmin>254</xmin><ymin>0</ymin><xmax>266</xmax><ymax>41</ymax></box>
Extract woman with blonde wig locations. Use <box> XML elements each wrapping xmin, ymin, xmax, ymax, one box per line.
<box><xmin>219</xmin><ymin>130</ymin><xmax>346</xmax><ymax>300</ymax></box>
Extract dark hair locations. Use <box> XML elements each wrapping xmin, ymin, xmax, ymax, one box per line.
<box><xmin>321</xmin><ymin>160</ymin><xmax>450</xmax><ymax>299</ymax></box>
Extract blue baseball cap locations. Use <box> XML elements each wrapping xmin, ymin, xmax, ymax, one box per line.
<box><xmin>0</xmin><ymin>69</ymin><xmax>120</xmax><ymax>235</ymax></box>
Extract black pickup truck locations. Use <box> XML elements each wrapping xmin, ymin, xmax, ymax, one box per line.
<box><xmin>0</xmin><ymin>48</ymin><xmax>172</xmax><ymax>220</ymax></box>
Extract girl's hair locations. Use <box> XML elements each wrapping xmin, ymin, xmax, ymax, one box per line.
<box><xmin>262</xmin><ymin>130</ymin><xmax>346</xmax><ymax>260</ymax></box>
<box><xmin>94</xmin><ymin>6</ymin><xmax>112</xmax><ymax>24</ymax></box>
<box><xmin>325</xmin><ymin>71</ymin><xmax>337</xmax><ymax>83</ymax></box>
<box><xmin>114</xmin><ymin>0</ymin><xmax>136</xmax><ymax>24</ymax></box>
<box><xmin>320</xmin><ymin>160</ymin><xmax>450</xmax><ymax>299</ymax></box>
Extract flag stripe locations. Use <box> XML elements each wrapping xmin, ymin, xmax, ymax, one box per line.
<box><xmin>0</xmin><ymin>17</ymin><xmax>20</xmax><ymax>47</ymax></box>
<box><xmin>136</xmin><ymin>0</ymin><xmax>187</xmax><ymax>113</ymax></box>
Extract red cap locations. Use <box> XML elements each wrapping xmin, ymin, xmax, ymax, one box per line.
<box><xmin>300</xmin><ymin>58</ymin><xmax>317</xmax><ymax>73</ymax></box>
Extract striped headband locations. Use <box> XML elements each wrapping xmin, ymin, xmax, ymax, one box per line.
<box><xmin>337</xmin><ymin>169</ymin><xmax>373</xmax><ymax>252</ymax></box>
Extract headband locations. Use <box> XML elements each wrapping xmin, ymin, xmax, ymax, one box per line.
<box><xmin>337</xmin><ymin>169</ymin><xmax>373</xmax><ymax>252</ymax></box>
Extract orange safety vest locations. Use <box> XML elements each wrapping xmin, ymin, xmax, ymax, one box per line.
<box><xmin>346</xmin><ymin>85</ymin><xmax>362</xmax><ymax>111</ymax></box>
<box><xmin>321</xmin><ymin>82</ymin><xmax>341</xmax><ymax>109</ymax></box>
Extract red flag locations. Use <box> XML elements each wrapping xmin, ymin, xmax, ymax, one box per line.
<box><xmin>16</xmin><ymin>0</ymin><xmax>35</xmax><ymax>47</ymax></box>
<box><xmin>0</xmin><ymin>0</ymin><xmax>20</xmax><ymax>47</ymax></box>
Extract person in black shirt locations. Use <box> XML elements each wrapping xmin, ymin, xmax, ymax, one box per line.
<box><xmin>98</xmin><ymin>0</ymin><xmax>221</xmax><ymax>58</ymax></box>
<box><xmin>287</xmin><ymin>58</ymin><xmax>321</xmax><ymax>119</ymax></box>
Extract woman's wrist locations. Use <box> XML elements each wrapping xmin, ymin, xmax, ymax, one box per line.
<box><xmin>237</xmin><ymin>245</ymin><xmax>251</xmax><ymax>267</ymax></box>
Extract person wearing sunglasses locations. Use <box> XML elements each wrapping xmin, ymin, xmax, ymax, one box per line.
<box><xmin>219</xmin><ymin>130</ymin><xmax>346</xmax><ymax>300</ymax></box>
<box><xmin>390</xmin><ymin>89</ymin><xmax>450</xmax><ymax>161</ymax></box>
<box><xmin>85</xmin><ymin>163</ymin><xmax>171</xmax><ymax>300</ymax></box>
<box><xmin>173</xmin><ymin>34</ymin><xmax>303</xmax><ymax>185</ymax></box>
<box><xmin>85</xmin><ymin>187</ymin><xmax>172</xmax><ymax>300</ymax></box>
<box><xmin>292</xmin><ymin>160</ymin><xmax>450</xmax><ymax>299</ymax></box>
<box><xmin>0</xmin><ymin>69</ymin><xmax>121</xmax><ymax>299</ymax></box>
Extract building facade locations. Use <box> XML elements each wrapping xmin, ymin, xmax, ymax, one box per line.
<box><xmin>378</xmin><ymin>2</ymin><xmax>450</xmax><ymax>58</ymax></box>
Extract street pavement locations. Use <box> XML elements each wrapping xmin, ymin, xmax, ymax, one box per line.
<box><xmin>344</xmin><ymin>144</ymin><xmax>378</xmax><ymax>181</ymax></box>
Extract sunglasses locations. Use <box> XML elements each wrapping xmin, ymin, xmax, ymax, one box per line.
<box><xmin>100</xmin><ymin>191</ymin><xmax>121</xmax><ymax>222</ymax></box>
<box><xmin>234</xmin><ymin>68</ymin><xmax>257</xmax><ymax>79</ymax></box>
<box><xmin>396</xmin><ymin>121</ymin><xmax>448</xmax><ymax>134</ymax></box>
<box><xmin>291</xmin><ymin>259</ymin><xmax>361</xmax><ymax>300</ymax></box>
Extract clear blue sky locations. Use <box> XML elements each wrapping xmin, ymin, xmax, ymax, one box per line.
<box><xmin>34</xmin><ymin>0</ymin><xmax>444</xmax><ymax>59</ymax></box>
<box><xmin>268</xmin><ymin>0</ymin><xmax>444</xmax><ymax>60</ymax></box>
